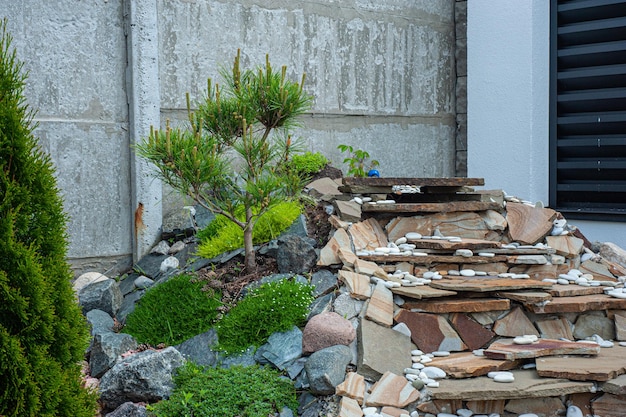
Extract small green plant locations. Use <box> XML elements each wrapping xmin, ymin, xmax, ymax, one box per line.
<box><xmin>123</xmin><ymin>274</ymin><xmax>222</xmax><ymax>346</ymax></box>
<box><xmin>196</xmin><ymin>201</ymin><xmax>302</xmax><ymax>259</ymax></box>
<box><xmin>338</xmin><ymin>144</ymin><xmax>379</xmax><ymax>177</ymax></box>
<box><xmin>216</xmin><ymin>278</ymin><xmax>314</xmax><ymax>355</ymax></box>
<box><xmin>284</xmin><ymin>151</ymin><xmax>328</xmax><ymax>177</ymax></box>
<box><xmin>147</xmin><ymin>362</ymin><xmax>298</xmax><ymax>417</ymax></box>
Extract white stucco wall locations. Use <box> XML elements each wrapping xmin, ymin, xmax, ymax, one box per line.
<box><xmin>467</xmin><ymin>1</ymin><xmax>626</xmax><ymax>249</ymax></box>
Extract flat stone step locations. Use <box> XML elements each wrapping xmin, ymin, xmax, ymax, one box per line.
<box><xmin>342</xmin><ymin>177</ymin><xmax>485</xmax><ymax>188</ymax></box>
<box><xmin>427</xmin><ymin>369</ymin><xmax>595</xmax><ymax>401</ymax></box>
<box><xmin>548</xmin><ymin>284</ymin><xmax>605</xmax><ymax>297</ymax></box>
<box><xmin>428</xmin><ymin>351</ymin><xmax>521</xmax><ymax>378</ymax></box>
<box><xmin>360</xmin><ymin>254</ymin><xmax>508</xmax><ymax>265</ymax></box>
<box><xmin>528</xmin><ymin>294</ymin><xmax>626</xmax><ymax>314</ymax></box>
<box><xmin>536</xmin><ymin>345</ymin><xmax>626</xmax><ymax>382</ymax></box>
<box><xmin>402</xmin><ymin>297</ymin><xmax>510</xmax><ymax>313</ymax></box>
<box><xmin>430</xmin><ymin>278</ymin><xmax>553</xmax><ymax>293</ymax></box>
<box><xmin>362</xmin><ymin>201</ymin><xmax>502</xmax><ymax>213</ymax></box>
<box><xmin>484</xmin><ymin>338</ymin><xmax>600</xmax><ymax>360</ymax></box>
<box><xmin>406</xmin><ymin>237</ymin><xmax>501</xmax><ymax>251</ymax></box>
<box><xmin>495</xmin><ymin>291</ymin><xmax>552</xmax><ymax>304</ymax></box>
<box><xmin>390</xmin><ymin>285</ymin><xmax>457</xmax><ymax>300</ymax></box>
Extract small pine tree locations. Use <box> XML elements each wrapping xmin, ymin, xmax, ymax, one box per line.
<box><xmin>0</xmin><ymin>19</ymin><xmax>97</xmax><ymax>417</ymax></box>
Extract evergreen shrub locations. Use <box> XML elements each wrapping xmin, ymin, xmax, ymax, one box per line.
<box><xmin>0</xmin><ymin>19</ymin><xmax>97</xmax><ymax>417</ymax></box>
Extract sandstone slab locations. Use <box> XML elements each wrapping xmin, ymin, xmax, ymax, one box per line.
<box><xmin>354</xmin><ymin>258</ymin><xmax>388</xmax><ymax>280</ymax></box>
<box><xmin>492</xmin><ymin>306</ymin><xmax>540</xmax><ymax>337</ymax></box>
<box><xmin>334</xmin><ymin>200</ymin><xmax>362</xmax><ymax>223</ymax></box>
<box><xmin>505</xmin><ymin>397</ymin><xmax>565</xmax><ymax>417</ymax></box>
<box><xmin>429</xmin><ymin>352</ymin><xmax>520</xmax><ymax>378</ymax></box>
<box><xmin>548</xmin><ymin>285</ymin><xmax>604</xmax><ymax>297</ymax></box>
<box><xmin>365</xmin><ymin>371</ymin><xmax>420</xmax><ymax>408</ymax></box>
<box><xmin>365</xmin><ymin>281</ymin><xmax>394</xmax><ymax>327</ymax></box>
<box><xmin>431</xmin><ymin>278</ymin><xmax>552</xmax><ymax>293</ymax></box>
<box><xmin>427</xmin><ymin>370</ymin><xmax>594</xmax><ymax>401</ymax></box>
<box><xmin>545</xmin><ymin>235</ymin><xmax>584</xmax><ymax>258</ymax></box>
<box><xmin>601</xmin><ymin>374</ymin><xmax>626</xmax><ymax>395</ymax></box>
<box><xmin>395</xmin><ymin>310</ymin><xmax>467</xmax><ymax>353</ymax></box>
<box><xmin>318</xmin><ymin>228</ymin><xmax>351</xmax><ymax>266</ymax></box>
<box><xmin>465</xmin><ymin>400</ymin><xmax>506</xmax><ymax>415</ymax></box>
<box><xmin>338</xmin><ymin>270</ymin><xmax>372</xmax><ymax>300</ymax></box>
<box><xmin>349</xmin><ymin>218</ymin><xmax>388</xmax><ymax>251</ymax></box>
<box><xmin>335</xmin><ymin>371</ymin><xmax>365</xmax><ymax>405</ymax></box>
<box><xmin>529</xmin><ymin>294</ymin><xmax>626</xmax><ymax>314</ymax></box>
<box><xmin>404</xmin><ymin>298</ymin><xmax>510</xmax><ymax>314</ymax></box>
<box><xmin>390</xmin><ymin>285</ymin><xmax>457</xmax><ymax>300</ymax></box>
<box><xmin>536</xmin><ymin>345</ymin><xmax>626</xmax><ymax>381</ymax></box>
<box><xmin>579</xmin><ymin>259</ymin><xmax>618</xmax><ymax>281</ymax></box>
<box><xmin>450</xmin><ymin>313</ymin><xmax>496</xmax><ymax>351</ymax></box>
<box><xmin>591</xmin><ymin>394</ymin><xmax>626</xmax><ymax>417</ymax></box>
<box><xmin>484</xmin><ymin>338</ymin><xmax>600</xmax><ymax>360</ymax></box>
<box><xmin>357</xmin><ymin>318</ymin><xmax>414</xmax><ymax>380</ymax></box>
<box><xmin>506</xmin><ymin>203</ymin><xmax>556</xmax><ymax>245</ymax></box>
<box><xmin>535</xmin><ymin>317</ymin><xmax>574</xmax><ymax>340</ymax></box>
<box><xmin>338</xmin><ymin>395</ymin><xmax>363</xmax><ymax>417</ymax></box>
<box><xmin>495</xmin><ymin>291</ymin><xmax>552</xmax><ymax>304</ymax></box>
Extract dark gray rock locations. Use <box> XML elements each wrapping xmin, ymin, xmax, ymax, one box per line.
<box><xmin>286</xmin><ymin>357</ymin><xmax>307</xmax><ymax>380</ymax></box>
<box><xmin>79</xmin><ymin>279</ymin><xmax>123</xmax><ymax>316</ymax></box>
<box><xmin>258</xmin><ymin>239</ymin><xmax>279</xmax><ymax>257</ymax></box>
<box><xmin>176</xmin><ymin>328</ymin><xmax>220</xmax><ymax>367</ymax></box>
<box><xmin>99</xmin><ymin>346</ymin><xmax>185</xmax><ymax>411</ymax></box>
<box><xmin>311</xmin><ymin>269</ymin><xmax>337</xmax><ymax>297</ymax></box>
<box><xmin>304</xmin><ymin>344</ymin><xmax>352</xmax><ymax>395</ymax></box>
<box><xmin>118</xmin><ymin>274</ymin><xmax>139</xmax><ymax>296</ymax></box>
<box><xmin>308</xmin><ymin>293</ymin><xmax>335</xmax><ymax>320</ymax></box>
<box><xmin>219</xmin><ymin>346</ymin><xmax>256</xmax><ymax>369</ymax></box>
<box><xmin>133</xmin><ymin>276</ymin><xmax>154</xmax><ymax>290</ymax></box>
<box><xmin>116</xmin><ymin>290</ymin><xmax>145</xmax><ymax>323</ymax></box>
<box><xmin>276</xmin><ymin>234</ymin><xmax>317</xmax><ymax>274</ymax></box>
<box><xmin>104</xmin><ymin>402</ymin><xmax>147</xmax><ymax>417</ymax></box>
<box><xmin>86</xmin><ymin>309</ymin><xmax>115</xmax><ymax>336</ymax></box>
<box><xmin>283</xmin><ymin>214</ymin><xmax>309</xmax><ymax>240</ymax></box>
<box><xmin>133</xmin><ymin>253</ymin><xmax>168</xmax><ymax>279</ymax></box>
<box><xmin>90</xmin><ymin>332</ymin><xmax>138</xmax><ymax>378</ymax></box>
<box><xmin>254</xmin><ymin>326</ymin><xmax>303</xmax><ymax>370</ymax></box>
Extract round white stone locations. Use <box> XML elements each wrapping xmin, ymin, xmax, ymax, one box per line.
<box><xmin>404</xmin><ymin>367</ymin><xmax>421</xmax><ymax>375</ymax></box>
<box><xmin>493</xmin><ymin>373</ymin><xmax>515</xmax><ymax>383</ymax></box>
<box><xmin>422</xmin><ymin>366</ymin><xmax>446</xmax><ymax>379</ymax></box>
<box><xmin>423</xmin><ymin>271</ymin><xmax>436</xmax><ymax>279</ymax></box>
<box><xmin>478</xmin><ymin>252</ymin><xmax>495</xmax><ymax>257</ymax></box>
<box><xmin>567</xmin><ymin>405</ymin><xmax>583</xmax><ymax>417</ymax></box>
<box><xmin>448</xmin><ymin>270</ymin><xmax>461</xmax><ymax>276</ymax></box>
<box><xmin>395</xmin><ymin>237</ymin><xmax>408</xmax><ymax>245</ymax></box>
<box><xmin>488</xmin><ymin>371</ymin><xmax>513</xmax><ymax>379</ymax></box>
<box><xmin>460</xmin><ymin>269</ymin><xmax>476</xmax><ymax>277</ymax></box>
<box><xmin>411</xmin><ymin>349</ymin><xmax>424</xmax><ymax>356</ymax></box>
<box><xmin>413</xmin><ymin>252</ymin><xmax>429</xmax><ymax>257</ymax></box>
<box><xmin>519</xmin><ymin>414</ymin><xmax>539</xmax><ymax>417</ymax></box>
<box><xmin>411</xmin><ymin>362</ymin><xmax>425</xmax><ymax>369</ymax></box>
<box><xmin>426</xmin><ymin>381</ymin><xmax>440</xmax><ymax>388</ymax></box>
<box><xmin>362</xmin><ymin>407</ymin><xmax>378</xmax><ymax>415</ymax></box>
<box><xmin>514</xmin><ymin>336</ymin><xmax>535</xmax><ymax>345</ymax></box>
<box><xmin>457</xmin><ymin>410</ymin><xmax>474</xmax><ymax>417</ymax></box>
<box><xmin>557</xmin><ymin>278</ymin><xmax>570</xmax><ymax>285</ymax></box>
<box><xmin>353</xmin><ymin>196</ymin><xmax>363</xmax><ymax>205</ymax></box>
<box><xmin>420</xmin><ymin>356</ymin><xmax>432</xmax><ymax>364</ymax></box>
<box><xmin>405</xmin><ymin>232</ymin><xmax>422</xmax><ymax>240</ymax></box>
<box><xmin>455</xmin><ymin>249</ymin><xmax>473</xmax><ymax>257</ymax></box>
<box><xmin>432</xmin><ymin>351</ymin><xmax>451</xmax><ymax>357</ymax></box>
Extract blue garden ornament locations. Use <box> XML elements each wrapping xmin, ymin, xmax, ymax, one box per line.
<box><xmin>367</xmin><ymin>169</ymin><xmax>380</xmax><ymax>178</ymax></box>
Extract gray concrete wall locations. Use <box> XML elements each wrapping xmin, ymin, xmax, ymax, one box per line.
<box><xmin>2</xmin><ymin>0</ymin><xmax>458</xmax><ymax>275</ymax></box>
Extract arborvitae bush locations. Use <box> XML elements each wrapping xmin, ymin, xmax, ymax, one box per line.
<box><xmin>0</xmin><ymin>19</ymin><xmax>97</xmax><ymax>416</ymax></box>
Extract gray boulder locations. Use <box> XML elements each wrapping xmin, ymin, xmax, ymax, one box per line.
<box><xmin>90</xmin><ymin>332</ymin><xmax>138</xmax><ymax>378</ymax></box>
<box><xmin>86</xmin><ymin>309</ymin><xmax>115</xmax><ymax>336</ymax></box>
<box><xmin>99</xmin><ymin>346</ymin><xmax>185</xmax><ymax>411</ymax></box>
<box><xmin>104</xmin><ymin>402</ymin><xmax>147</xmax><ymax>417</ymax></box>
<box><xmin>116</xmin><ymin>290</ymin><xmax>144</xmax><ymax>323</ymax></box>
<box><xmin>79</xmin><ymin>279</ymin><xmax>122</xmax><ymax>316</ymax></box>
<box><xmin>304</xmin><ymin>345</ymin><xmax>352</xmax><ymax>395</ymax></box>
<box><xmin>176</xmin><ymin>328</ymin><xmax>221</xmax><ymax>367</ymax></box>
<box><xmin>254</xmin><ymin>326</ymin><xmax>303</xmax><ymax>370</ymax></box>
<box><xmin>311</xmin><ymin>269</ymin><xmax>337</xmax><ymax>297</ymax></box>
<box><xmin>277</xmin><ymin>234</ymin><xmax>317</xmax><ymax>274</ymax></box>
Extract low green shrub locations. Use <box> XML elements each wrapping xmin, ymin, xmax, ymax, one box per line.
<box><xmin>147</xmin><ymin>362</ymin><xmax>298</xmax><ymax>417</ymax></box>
<box><xmin>216</xmin><ymin>278</ymin><xmax>314</xmax><ymax>355</ymax></box>
<box><xmin>123</xmin><ymin>274</ymin><xmax>222</xmax><ymax>346</ymax></box>
<box><xmin>196</xmin><ymin>201</ymin><xmax>302</xmax><ymax>259</ymax></box>
<box><xmin>285</xmin><ymin>151</ymin><xmax>328</xmax><ymax>177</ymax></box>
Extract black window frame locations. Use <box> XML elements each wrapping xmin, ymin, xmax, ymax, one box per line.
<box><xmin>549</xmin><ymin>0</ymin><xmax>626</xmax><ymax>221</ymax></box>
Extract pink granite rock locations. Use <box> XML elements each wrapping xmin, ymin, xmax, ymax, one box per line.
<box><xmin>302</xmin><ymin>311</ymin><xmax>356</xmax><ymax>354</ymax></box>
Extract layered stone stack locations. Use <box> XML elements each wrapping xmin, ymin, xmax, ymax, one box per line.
<box><xmin>312</xmin><ymin>176</ymin><xmax>626</xmax><ymax>417</ymax></box>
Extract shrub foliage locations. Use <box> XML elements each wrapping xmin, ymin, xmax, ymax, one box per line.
<box><xmin>123</xmin><ymin>274</ymin><xmax>222</xmax><ymax>346</ymax></box>
<box><xmin>216</xmin><ymin>278</ymin><xmax>314</xmax><ymax>354</ymax></box>
<box><xmin>0</xmin><ymin>19</ymin><xmax>97</xmax><ymax>416</ymax></box>
<box><xmin>148</xmin><ymin>362</ymin><xmax>298</xmax><ymax>417</ymax></box>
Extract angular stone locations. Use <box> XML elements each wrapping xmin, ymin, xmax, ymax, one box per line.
<box><xmin>574</xmin><ymin>312</ymin><xmax>615</xmax><ymax>341</ymax></box>
<box><xmin>546</xmin><ymin>235</ymin><xmax>584</xmax><ymax>258</ymax></box>
<box><xmin>536</xmin><ymin>317</ymin><xmax>574</xmax><ymax>340</ymax></box>
<box><xmin>590</xmin><ymin>394</ymin><xmax>626</xmax><ymax>417</ymax></box>
<box><xmin>365</xmin><ymin>371</ymin><xmax>420</xmax><ymax>408</ymax></box>
<box><xmin>333</xmin><ymin>292</ymin><xmax>365</xmax><ymax>320</ymax></box>
<box><xmin>601</xmin><ymin>374</ymin><xmax>626</xmax><ymax>395</ymax></box>
<box><xmin>530</xmin><ymin>294</ymin><xmax>626</xmax><ymax>314</ymax></box>
<box><xmin>508</xmin><ymin>255</ymin><xmax>548</xmax><ymax>265</ymax></box>
<box><xmin>338</xmin><ymin>248</ymin><xmax>358</xmax><ymax>268</ymax></box>
<box><xmin>308</xmin><ymin>293</ymin><xmax>335</xmax><ymax>320</ymax></box>
<box><xmin>428</xmin><ymin>370</ymin><xmax>594</xmax><ymax>401</ymax></box>
<box><xmin>614</xmin><ymin>312</ymin><xmax>626</xmax><ymax>341</ymax></box>
<box><xmin>430</xmin><ymin>211</ymin><xmax>491</xmax><ymax>240</ymax></box>
<box><xmin>508</xmin><ymin>264</ymin><xmax>558</xmax><ymax>279</ymax></box>
<box><xmin>79</xmin><ymin>278</ymin><xmax>123</xmax><ymax>316</ymax></box>
<box><xmin>305</xmin><ymin>345</ymin><xmax>352</xmax><ymax>395</ymax></box>
<box><xmin>311</xmin><ymin>269</ymin><xmax>338</xmax><ymax>297</ymax></box>
<box><xmin>337</xmin><ymin>396</ymin><xmax>363</xmax><ymax>417</ymax></box>
<box><xmin>354</xmin><ymin>258</ymin><xmax>388</xmax><ymax>280</ymax></box>
<box><xmin>536</xmin><ymin>345</ymin><xmax>625</xmax><ymax>382</ymax></box>
<box><xmin>492</xmin><ymin>307</ymin><xmax>539</xmax><ymax>337</ymax></box>
<box><xmin>305</xmin><ymin>177</ymin><xmax>342</xmax><ymax>199</ymax></box>
<box><xmin>90</xmin><ymin>332</ymin><xmax>138</xmax><ymax>378</ymax></box>
<box><xmin>175</xmin><ymin>329</ymin><xmax>220</xmax><ymax>367</ymax></box>
<box><xmin>255</xmin><ymin>326</ymin><xmax>303</xmax><ymax>370</ymax></box>
<box><xmin>450</xmin><ymin>313</ymin><xmax>496</xmax><ymax>351</ymax></box>
<box><xmin>579</xmin><ymin>259</ymin><xmax>618</xmax><ymax>281</ymax></box>
<box><xmin>302</xmin><ymin>312</ymin><xmax>355</xmax><ymax>355</ymax></box>
<box><xmin>431</xmin><ymin>278</ymin><xmax>551</xmax><ymax>293</ymax></box>
<box><xmin>329</xmin><ymin>214</ymin><xmax>350</xmax><ymax>230</ymax></box>
<box><xmin>485</xmin><ymin>338</ymin><xmax>599</xmax><ymax>360</ymax></box>
<box><xmin>599</xmin><ymin>242</ymin><xmax>626</xmax><ymax>271</ymax></box>
<box><xmin>334</xmin><ymin>200</ymin><xmax>362</xmax><ymax>223</ymax></box>
<box><xmin>349</xmin><ymin>218</ymin><xmax>388</xmax><ymax>251</ymax></box>
<box><xmin>394</xmin><ymin>310</ymin><xmax>467</xmax><ymax>353</ymax></box>
<box><xmin>318</xmin><ymin>228</ymin><xmax>351</xmax><ymax>266</ymax></box>
<box><xmin>390</xmin><ymin>285</ymin><xmax>457</xmax><ymax>300</ymax></box>
<box><xmin>86</xmin><ymin>309</ymin><xmax>115</xmax><ymax>336</ymax></box>
<box><xmin>385</xmin><ymin>216</ymin><xmax>433</xmax><ymax>243</ymax></box>
<box><xmin>73</xmin><ymin>271</ymin><xmax>110</xmax><ymax>295</ymax></box>
<box><xmin>429</xmin><ymin>352</ymin><xmax>521</xmax><ymax>378</ymax></box>
<box><xmin>404</xmin><ymin>298</ymin><xmax>510</xmax><ymax>314</ymax></box>
<box><xmin>548</xmin><ymin>284</ymin><xmax>604</xmax><ymax>298</ymax></box>
<box><xmin>479</xmin><ymin>209</ymin><xmax>507</xmax><ymax>231</ymax></box>
<box><xmin>357</xmin><ymin>318</ymin><xmax>414</xmax><ymax>381</ymax></box>
<box><xmin>380</xmin><ymin>406</ymin><xmax>409</xmax><ymax>417</ymax></box>
<box><xmin>506</xmin><ymin>203</ymin><xmax>556</xmax><ymax>245</ymax></box>
<box><xmin>465</xmin><ymin>400</ymin><xmax>506</xmax><ymax>415</ymax></box>
<box><xmin>365</xmin><ymin>281</ymin><xmax>394</xmax><ymax>327</ymax></box>
<box><xmin>495</xmin><ymin>291</ymin><xmax>552</xmax><ymax>304</ymax></box>
<box><xmin>338</xmin><ymin>270</ymin><xmax>372</xmax><ymax>300</ymax></box>
<box><xmin>417</xmin><ymin>399</ymin><xmax>464</xmax><ymax>415</ymax></box>
<box><xmin>505</xmin><ymin>397</ymin><xmax>565</xmax><ymax>417</ymax></box>
<box><xmin>104</xmin><ymin>402</ymin><xmax>148</xmax><ymax>417</ymax></box>
<box><xmin>277</xmin><ymin>234</ymin><xmax>317</xmax><ymax>274</ymax></box>
<box><xmin>335</xmin><ymin>371</ymin><xmax>365</xmax><ymax>405</ymax></box>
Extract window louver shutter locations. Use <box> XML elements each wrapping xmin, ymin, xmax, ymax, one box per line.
<box><xmin>550</xmin><ymin>0</ymin><xmax>626</xmax><ymax>220</ymax></box>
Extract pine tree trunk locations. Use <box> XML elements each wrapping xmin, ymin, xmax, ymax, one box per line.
<box><xmin>243</xmin><ymin>206</ymin><xmax>255</xmax><ymax>270</ymax></box>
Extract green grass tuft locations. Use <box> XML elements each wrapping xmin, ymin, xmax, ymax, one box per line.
<box><xmin>123</xmin><ymin>274</ymin><xmax>222</xmax><ymax>346</ymax></box>
<box><xmin>216</xmin><ymin>278</ymin><xmax>314</xmax><ymax>355</ymax></box>
<box><xmin>147</xmin><ymin>362</ymin><xmax>298</xmax><ymax>417</ymax></box>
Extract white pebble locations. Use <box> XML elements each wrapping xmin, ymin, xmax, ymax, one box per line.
<box><xmin>362</xmin><ymin>407</ymin><xmax>378</xmax><ymax>415</ymax></box>
<box><xmin>411</xmin><ymin>362</ymin><xmax>425</xmax><ymax>369</ymax></box>
<box><xmin>411</xmin><ymin>349</ymin><xmax>424</xmax><ymax>356</ymax></box>
<box><xmin>353</xmin><ymin>196</ymin><xmax>363</xmax><ymax>205</ymax></box>
<box><xmin>405</xmin><ymin>373</ymin><xmax>418</xmax><ymax>381</ymax></box>
<box><xmin>395</xmin><ymin>237</ymin><xmax>407</xmax><ymax>245</ymax></box>
<box><xmin>460</xmin><ymin>269</ymin><xmax>476</xmax><ymax>277</ymax></box>
<box><xmin>519</xmin><ymin>414</ymin><xmax>539</xmax><ymax>417</ymax></box>
<box><xmin>472</xmin><ymin>349</ymin><xmax>484</xmax><ymax>356</ymax></box>
<box><xmin>404</xmin><ymin>367</ymin><xmax>421</xmax><ymax>375</ymax></box>
<box><xmin>426</xmin><ymin>381</ymin><xmax>439</xmax><ymax>388</ymax></box>
<box><xmin>512</xmin><ymin>274</ymin><xmax>530</xmax><ymax>279</ymax></box>
<box><xmin>377</xmin><ymin>199</ymin><xmax>396</xmax><ymax>204</ymax></box>
<box><xmin>405</xmin><ymin>232</ymin><xmax>422</xmax><ymax>240</ymax></box>
<box><xmin>423</xmin><ymin>271</ymin><xmax>436</xmax><ymax>279</ymax></box>
<box><xmin>543</xmin><ymin>278</ymin><xmax>558</xmax><ymax>283</ymax></box>
<box><xmin>457</xmin><ymin>410</ymin><xmax>474</xmax><ymax>417</ymax></box>
<box><xmin>432</xmin><ymin>351</ymin><xmax>451</xmax><ymax>357</ymax></box>
<box><xmin>413</xmin><ymin>251</ymin><xmax>429</xmax><ymax>257</ymax></box>
<box><xmin>448</xmin><ymin>270</ymin><xmax>460</xmax><ymax>276</ymax></box>
<box><xmin>420</xmin><ymin>356</ymin><xmax>432</xmax><ymax>364</ymax></box>
<box><xmin>567</xmin><ymin>406</ymin><xmax>583</xmax><ymax>417</ymax></box>
<box><xmin>620</xmin><ymin>341</ymin><xmax>626</xmax><ymax>347</ymax></box>
<box><xmin>455</xmin><ymin>249</ymin><xmax>473</xmax><ymax>257</ymax></box>
<box><xmin>487</xmin><ymin>371</ymin><xmax>513</xmax><ymax>379</ymax></box>
<box><xmin>478</xmin><ymin>252</ymin><xmax>495</xmax><ymax>257</ymax></box>
<box><xmin>557</xmin><ymin>278</ymin><xmax>570</xmax><ymax>285</ymax></box>
<box><xmin>422</xmin><ymin>366</ymin><xmax>446</xmax><ymax>379</ymax></box>
<box><xmin>493</xmin><ymin>373</ymin><xmax>515</xmax><ymax>383</ymax></box>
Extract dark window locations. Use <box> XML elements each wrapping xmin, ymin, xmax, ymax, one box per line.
<box><xmin>550</xmin><ymin>0</ymin><xmax>626</xmax><ymax>220</ymax></box>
